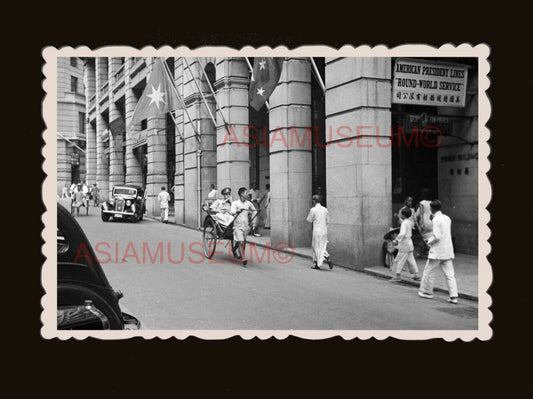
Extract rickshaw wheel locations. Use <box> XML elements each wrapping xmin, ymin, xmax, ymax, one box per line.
<box><xmin>203</xmin><ymin>218</ymin><xmax>217</xmax><ymax>259</ymax></box>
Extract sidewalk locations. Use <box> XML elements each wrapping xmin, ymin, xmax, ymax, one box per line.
<box><xmin>363</xmin><ymin>254</ymin><xmax>478</xmax><ymax>301</ymax></box>
<box><xmin>82</xmin><ymin>203</ymin><xmax>478</xmax><ymax>302</ymax></box>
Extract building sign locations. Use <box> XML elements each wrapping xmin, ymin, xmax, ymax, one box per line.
<box><xmin>392</xmin><ymin>59</ymin><xmax>468</xmax><ymax>107</ymax></box>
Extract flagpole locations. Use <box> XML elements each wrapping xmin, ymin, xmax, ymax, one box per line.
<box><xmin>160</xmin><ymin>58</ymin><xmax>201</xmax><ymax>145</ymax></box>
<box><xmin>159</xmin><ymin>58</ymin><xmax>203</xmax><ymax>228</ymax></box>
<box><xmin>57</xmin><ymin>132</ymin><xmax>86</xmax><ymax>153</ymax></box>
<box><xmin>161</xmin><ymin>58</ymin><xmax>203</xmax><ymax>228</ymax></box>
<box><xmin>182</xmin><ymin>57</ymin><xmax>218</xmax><ymax>129</ymax></box>
<box><xmin>245</xmin><ymin>57</ymin><xmax>270</xmax><ymax>111</ymax></box>
<box><xmin>194</xmin><ymin>56</ymin><xmax>231</xmax><ymax>132</ymax></box>
<box><xmin>309</xmin><ymin>57</ymin><xmax>326</xmax><ymax>95</ymax></box>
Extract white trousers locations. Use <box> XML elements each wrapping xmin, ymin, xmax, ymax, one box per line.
<box><xmin>419</xmin><ymin>258</ymin><xmax>458</xmax><ymax>298</ymax></box>
<box><xmin>392</xmin><ymin>251</ymin><xmax>419</xmax><ymax>275</ymax></box>
<box><xmin>160</xmin><ymin>206</ymin><xmax>169</xmax><ymax>222</ymax></box>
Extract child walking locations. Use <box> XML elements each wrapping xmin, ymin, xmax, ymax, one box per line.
<box><xmin>390</xmin><ymin>208</ymin><xmax>420</xmax><ymax>282</ymax></box>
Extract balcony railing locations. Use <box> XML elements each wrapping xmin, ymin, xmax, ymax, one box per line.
<box><xmin>114</xmin><ymin>64</ymin><xmax>125</xmax><ymax>82</ymax></box>
<box><xmin>100</xmin><ymin>81</ymin><xmax>109</xmax><ymax>96</ymax></box>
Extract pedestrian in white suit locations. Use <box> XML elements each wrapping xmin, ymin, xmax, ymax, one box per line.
<box><xmin>306</xmin><ymin>195</ymin><xmax>333</xmax><ymax>270</ymax></box>
<box><xmin>418</xmin><ymin>200</ymin><xmax>459</xmax><ymax>304</ymax></box>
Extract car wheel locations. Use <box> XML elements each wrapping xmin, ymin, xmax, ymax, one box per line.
<box><xmin>101</xmin><ymin>212</ymin><xmax>110</xmax><ymax>222</ymax></box>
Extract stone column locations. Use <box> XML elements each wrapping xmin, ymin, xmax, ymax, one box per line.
<box><xmin>57</xmin><ymin>139</ymin><xmax>70</xmax><ymax>196</ymax></box>
<box><xmin>124</xmin><ymin>57</ymin><xmax>143</xmax><ymax>186</ymax></box>
<box><xmin>146</xmin><ymin>114</ymin><xmax>167</xmax><ymax>217</ymax></box>
<box><xmin>183</xmin><ymin>57</ymin><xmax>217</xmax><ymax>227</ymax></box>
<box><xmin>215</xmin><ymin>57</ymin><xmax>250</xmax><ymax>195</ymax></box>
<box><xmin>268</xmin><ymin>58</ymin><xmax>313</xmax><ymax>248</ymax></box>
<box><xmin>83</xmin><ymin>58</ymin><xmax>96</xmax><ymax>186</ymax></box>
<box><xmin>173</xmin><ymin>58</ymin><xmax>185</xmax><ymax>224</ymax></box>
<box><xmin>145</xmin><ymin>59</ymin><xmax>168</xmax><ymax>218</ymax></box>
<box><xmin>108</xmin><ymin>57</ymin><xmax>125</xmax><ymax>188</ymax></box>
<box><xmin>95</xmin><ymin>57</ymin><xmax>109</xmax><ymax>201</ymax></box>
<box><xmin>325</xmin><ymin>57</ymin><xmax>392</xmax><ymax>269</ymax></box>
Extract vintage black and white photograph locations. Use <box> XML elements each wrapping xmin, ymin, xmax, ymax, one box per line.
<box><xmin>42</xmin><ymin>45</ymin><xmax>491</xmax><ymax>339</ymax></box>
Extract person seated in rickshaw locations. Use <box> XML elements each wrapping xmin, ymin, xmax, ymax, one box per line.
<box><xmin>230</xmin><ymin>187</ymin><xmax>257</xmax><ymax>260</ymax></box>
<box><xmin>209</xmin><ymin>187</ymin><xmax>233</xmax><ymax>227</ymax></box>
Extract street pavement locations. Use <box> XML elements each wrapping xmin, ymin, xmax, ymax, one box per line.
<box><xmin>61</xmin><ymin>200</ymin><xmax>478</xmax><ymax>330</ymax></box>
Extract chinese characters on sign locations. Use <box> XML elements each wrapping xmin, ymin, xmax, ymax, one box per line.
<box><xmin>392</xmin><ymin>59</ymin><xmax>468</xmax><ymax>107</ymax></box>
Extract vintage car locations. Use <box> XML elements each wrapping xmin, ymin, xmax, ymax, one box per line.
<box><xmin>57</xmin><ymin>203</ymin><xmax>141</xmax><ymax>330</ymax></box>
<box><xmin>101</xmin><ymin>185</ymin><xmax>146</xmax><ymax>222</ymax></box>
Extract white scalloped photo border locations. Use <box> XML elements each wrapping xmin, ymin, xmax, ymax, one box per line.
<box><xmin>41</xmin><ymin>44</ymin><xmax>491</xmax><ymax>341</ymax></box>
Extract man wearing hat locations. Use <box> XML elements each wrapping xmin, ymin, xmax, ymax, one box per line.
<box><xmin>209</xmin><ymin>187</ymin><xmax>233</xmax><ymax>226</ymax></box>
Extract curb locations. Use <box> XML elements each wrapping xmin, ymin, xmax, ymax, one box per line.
<box><xmin>144</xmin><ymin>217</ymin><xmax>478</xmax><ymax>301</ymax></box>
<box><xmin>363</xmin><ymin>268</ymin><xmax>478</xmax><ymax>302</ymax></box>
<box><xmin>145</xmin><ymin>216</ymin><xmax>316</xmax><ymax>264</ymax></box>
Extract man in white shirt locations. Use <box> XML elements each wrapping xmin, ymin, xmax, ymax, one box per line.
<box><xmin>157</xmin><ymin>186</ymin><xmax>171</xmax><ymax>224</ymax></box>
<box><xmin>208</xmin><ymin>184</ymin><xmax>218</xmax><ymax>200</ymax></box>
<box><xmin>418</xmin><ymin>200</ymin><xmax>459</xmax><ymax>304</ymax></box>
<box><xmin>306</xmin><ymin>195</ymin><xmax>333</xmax><ymax>270</ymax></box>
<box><xmin>230</xmin><ymin>187</ymin><xmax>257</xmax><ymax>262</ymax></box>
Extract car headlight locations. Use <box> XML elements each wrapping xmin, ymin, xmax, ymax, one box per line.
<box><xmin>126</xmin><ymin>200</ymin><xmax>131</xmax><ymax>206</ymax></box>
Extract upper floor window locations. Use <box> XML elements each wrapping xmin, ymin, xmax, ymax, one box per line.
<box><xmin>70</xmin><ymin>57</ymin><xmax>77</xmax><ymax>67</ymax></box>
<box><xmin>71</xmin><ymin>76</ymin><xmax>78</xmax><ymax>93</ymax></box>
<box><xmin>79</xmin><ymin>112</ymin><xmax>86</xmax><ymax>134</ymax></box>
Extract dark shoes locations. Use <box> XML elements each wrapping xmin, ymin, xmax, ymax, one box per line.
<box><xmin>325</xmin><ymin>257</ymin><xmax>334</xmax><ymax>270</ymax></box>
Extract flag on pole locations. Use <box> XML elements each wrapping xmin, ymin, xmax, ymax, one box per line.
<box><xmin>130</xmin><ymin>58</ymin><xmax>182</xmax><ymax>127</ymax></box>
<box><xmin>249</xmin><ymin>57</ymin><xmax>284</xmax><ymax>111</ymax></box>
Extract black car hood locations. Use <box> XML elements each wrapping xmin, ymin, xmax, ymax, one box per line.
<box><xmin>57</xmin><ymin>203</ymin><xmax>122</xmax><ymax>310</ymax></box>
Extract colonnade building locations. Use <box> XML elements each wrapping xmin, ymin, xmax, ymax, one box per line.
<box><xmin>67</xmin><ymin>56</ymin><xmax>478</xmax><ymax>269</ymax></box>
<box><xmin>57</xmin><ymin>57</ymin><xmax>86</xmax><ymax>192</ymax></box>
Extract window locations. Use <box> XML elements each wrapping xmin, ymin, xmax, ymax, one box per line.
<box><xmin>79</xmin><ymin>112</ymin><xmax>86</xmax><ymax>134</ymax></box>
<box><xmin>71</xmin><ymin>76</ymin><xmax>78</xmax><ymax>93</ymax></box>
<box><xmin>205</xmin><ymin>62</ymin><xmax>216</xmax><ymax>89</ymax></box>
<box><xmin>70</xmin><ymin>57</ymin><xmax>77</xmax><ymax>67</ymax></box>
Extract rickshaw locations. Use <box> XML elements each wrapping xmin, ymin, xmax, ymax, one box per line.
<box><xmin>201</xmin><ymin>203</ymin><xmax>261</xmax><ymax>266</ymax></box>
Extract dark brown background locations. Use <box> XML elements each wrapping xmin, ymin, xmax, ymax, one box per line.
<box><xmin>11</xmin><ymin>4</ymin><xmax>528</xmax><ymax>395</ymax></box>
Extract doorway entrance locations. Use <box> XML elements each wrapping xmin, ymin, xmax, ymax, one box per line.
<box><xmin>391</xmin><ymin>104</ymin><xmax>440</xmax><ymax>225</ymax></box>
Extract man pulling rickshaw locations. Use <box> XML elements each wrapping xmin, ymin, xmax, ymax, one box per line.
<box><xmin>202</xmin><ymin>186</ymin><xmax>260</xmax><ymax>266</ymax></box>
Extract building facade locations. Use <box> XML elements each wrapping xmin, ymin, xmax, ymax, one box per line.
<box><xmin>57</xmin><ymin>57</ymin><xmax>86</xmax><ymax>196</ymax></box>
<box><xmin>77</xmin><ymin>56</ymin><xmax>478</xmax><ymax>269</ymax></box>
